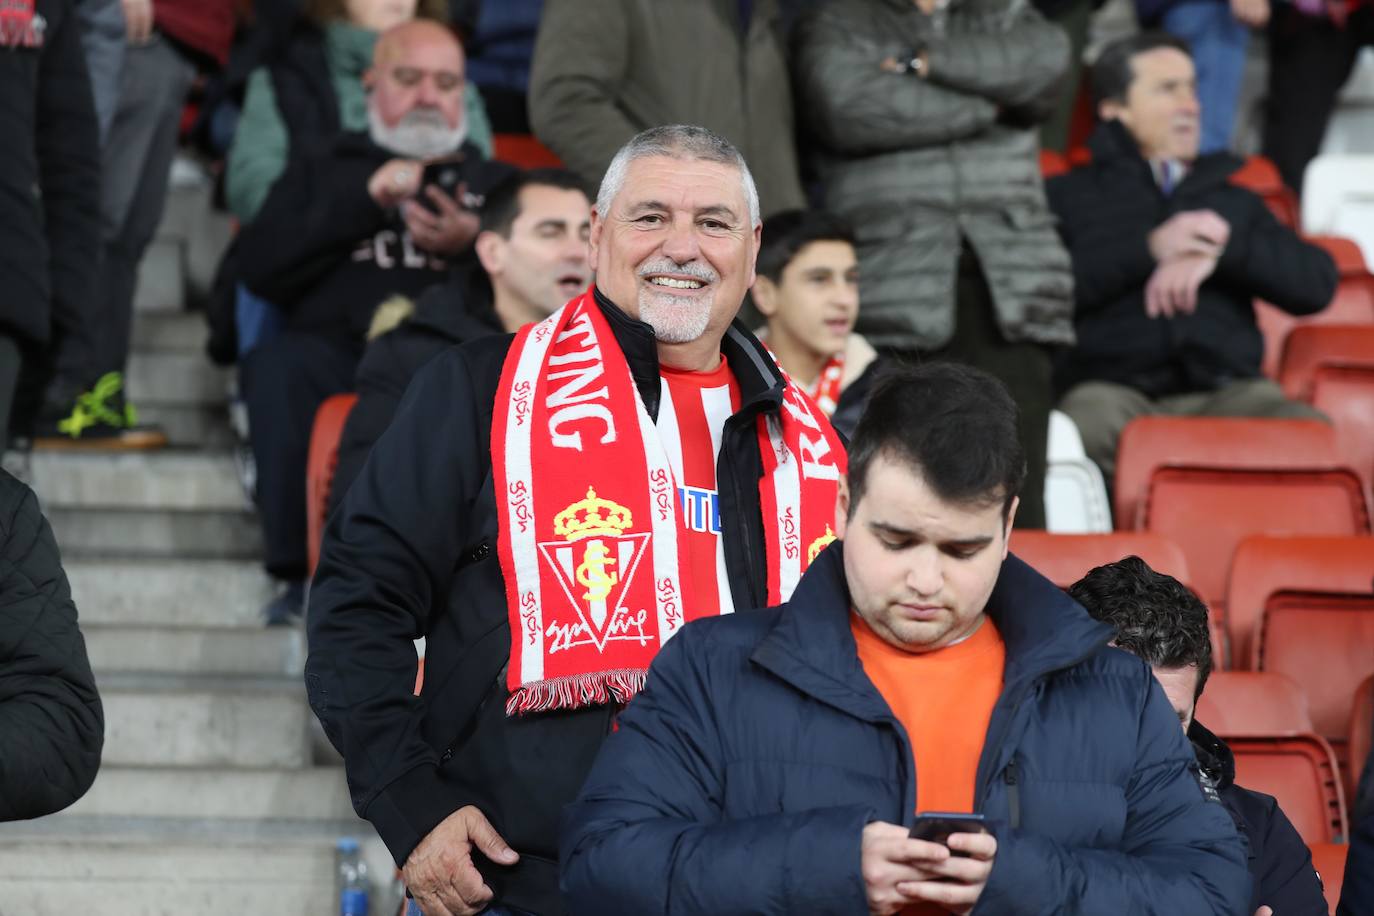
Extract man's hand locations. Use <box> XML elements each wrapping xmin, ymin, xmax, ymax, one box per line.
<box><xmin>1231</xmin><ymin>0</ymin><xmax>1270</xmax><ymax>27</ymax></box>
<box><xmin>862</xmin><ymin>821</ymin><xmax>954</xmax><ymax>915</ymax></box>
<box><xmin>1145</xmin><ymin>254</ymin><xmax>1218</xmax><ymax>318</ymax></box>
<box><xmin>1149</xmin><ymin>210</ymin><xmax>1231</xmax><ymax>263</ymax></box>
<box><xmin>895</xmin><ymin>831</ymin><xmax>998</xmax><ymax>916</ymax></box>
<box><xmin>369</xmin><ymin>159</ymin><xmax>425</xmax><ymax>210</ymax></box>
<box><xmin>402</xmin><ymin>806</ymin><xmax>519</xmax><ymax>916</ymax></box>
<box><xmin>403</xmin><ymin>186</ymin><xmax>480</xmax><ymax>256</ymax></box>
<box><xmin>121</xmin><ymin>0</ymin><xmax>153</xmax><ymax>43</ymax></box>
<box><xmin>1254</xmin><ymin>907</ymin><xmax>1274</xmax><ymax>916</ymax></box>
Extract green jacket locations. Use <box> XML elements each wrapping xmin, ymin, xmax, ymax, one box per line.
<box><xmin>795</xmin><ymin>0</ymin><xmax>1075</xmax><ymax>351</ymax></box>
<box><xmin>527</xmin><ymin>0</ymin><xmax>805</xmax><ymax>219</ymax></box>
<box><xmin>226</xmin><ymin>20</ymin><xmax>493</xmax><ymax>224</ymax></box>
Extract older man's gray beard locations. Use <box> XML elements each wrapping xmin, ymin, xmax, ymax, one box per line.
<box><xmin>636</xmin><ymin>259</ymin><xmax>720</xmax><ymax>344</ymax></box>
<box><xmin>368</xmin><ymin>105</ymin><xmax>467</xmax><ymax>160</ymax></box>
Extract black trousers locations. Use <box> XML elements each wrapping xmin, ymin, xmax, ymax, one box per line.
<box><xmin>1262</xmin><ymin>5</ymin><xmax>1374</xmax><ymax>194</ymax></box>
<box><xmin>888</xmin><ymin>248</ymin><xmax>1053</xmax><ymax>529</ymax></box>
<box><xmin>240</xmin><ymin>331</ymin><xmax>359</xmax><ymax>581</ymax></box>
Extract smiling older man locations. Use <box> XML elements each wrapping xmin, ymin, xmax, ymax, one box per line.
<box><xmin>305</xmin><ymin>125</ymin><xmax>846</xmax><ymax>916</ymax></box>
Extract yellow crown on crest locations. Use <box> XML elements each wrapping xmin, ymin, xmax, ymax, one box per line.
<box><xmin>808</xmin><ymin>524</ymin><xmax>837</xmax><ymax>564</ymax></box>
<box><xmin>555</xmin><ymin>487</ymin><xmax>634</xmax><ymax>541</ymax></box>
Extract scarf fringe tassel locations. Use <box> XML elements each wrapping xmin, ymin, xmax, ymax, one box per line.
<box><xmin>505</xmin><ymin>668</ymin><xmax>648</xmax><ymax>716</ymax></box>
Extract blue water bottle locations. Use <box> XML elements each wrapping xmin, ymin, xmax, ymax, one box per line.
<box><xmin>336</xmin><ymin>837</ymin><xmax>371</xmax><ymax>916</ymax></box>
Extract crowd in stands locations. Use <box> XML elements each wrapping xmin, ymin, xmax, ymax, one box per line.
<box><xmin>3</xmin><ymin>0</ymin><xmax>1374</xmax><ymax>913</ymax></box>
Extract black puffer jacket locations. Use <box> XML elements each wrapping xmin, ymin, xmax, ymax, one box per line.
<box><xmin>1047</xmin><ymin>120</ymin><xmax>1338</xmax><ymax>398</ymax></box>
<box><xmin>329</xmin><ymin>263</ymin><xmax>503</xmax><ymax>515</ymax></box>
<box><xmin>1190</xmin><ymin>721</ymin><xmax>1329</xmax><ymax>915</ymax></box>
<box><xmin>0</xmin><ymin>469</ymin><xmax>103</xmax><ymax>821</ymax></box>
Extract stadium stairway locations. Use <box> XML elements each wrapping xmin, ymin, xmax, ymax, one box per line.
<box><xmin>0</xmin><ymin>167</ymin><xmax>400</xmax><ymax>915</ymax></box>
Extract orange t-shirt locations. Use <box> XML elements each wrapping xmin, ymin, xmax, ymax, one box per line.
<box><xmin>852</xmin><ymin>614</ymin><xmax>1006</xmax><ymax>915</ymax></box>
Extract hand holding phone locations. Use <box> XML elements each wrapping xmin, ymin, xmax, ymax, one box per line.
<box><xmin>909</xmin><ymin>812</ymin><xmax>989</xmax><ymax>854</ymax></box>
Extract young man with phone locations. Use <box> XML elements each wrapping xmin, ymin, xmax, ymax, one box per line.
<box><xmin>560</xmin><ymin>363</ymin><xmax>1249</xmax><ymax>915</ymax></box>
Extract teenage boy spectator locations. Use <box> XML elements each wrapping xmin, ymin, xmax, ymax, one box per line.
<box><xmin>329</xmin><ymin>168</ymin><xmax>591</xmax><ymax>511</ymax></box>
<box><xmin>31</xmin><ymin>0</ymin><xmax>236</xmax><ymax>448</ymax></box>
<box><xmin>794</xmin><ymin>0</ymin><xmax>1075</xmax><ymax>528</ymax></box>
<box><xmin>306</xmin><ymin>126</ymin><xmax>846</xmax><ymax>915</ymax></box>
<box><xmin>1070</xmin><ymin>556</ymin><xmax>1329</xmax><ymax>916</ymax></box>
<box><xmin>528</xmin><ymin>0</ymin><xmax>805</xmax><ymax>218</ymax></box>
<box><xmin>0</xmin><ymin>469</ymin><xmax>104</xmax><ymax>821</ymax></box>
<box><xmin>238</xmin><ymin>20</ymin><xmax>498</xmax><ymax>624</ymax></box>
<box><xmin>1</xmin><ymin>0</ymin><xmax>101</xmax><ymax>451</ymax></box>
<box><xmin>751</xmin><ymin>209</ymin><xmax>883</xmax><ymax>438</ymax></box>
<box><xmin>561</xmin><ymin>363</ymin><xmax>1249</xmax><ymax>915</ymax></box>
<box><xmin>1048</xmin><ymin>32</ymin><xmax>1336</xmax><ymax>483</ymax></box>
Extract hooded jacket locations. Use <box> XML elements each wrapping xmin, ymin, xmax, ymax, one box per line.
<box><xmin>1046</xmin><ymin>120</ymin><xmax>1338</xmax><ymax>398</ymax></box>
<box><xmin>562</xmin><ymin>545</ymin><xmax>1250</xmax><ymax>915</ymax></box>
<box><xmin>793</xmin><ymin>0</ymin><xmax>1076</xmax><ymax>351</ymax></box>
<box><xmin>1190</xmin><ymin>721</ymin><xmax>1330</xmax><ymax>915</ymax></box>
<box><xmin>306</xmin><ymin>288</ymin><xmax>813</xmax><ymax>914</ymax></box>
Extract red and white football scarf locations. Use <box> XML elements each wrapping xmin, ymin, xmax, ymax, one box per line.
<box><xmin>810</xmin><ymin>353</ymin><xmax>846</xmax><ymax>416</ymax></box>
<box><xmin>0</xmin><ymin>0</ymin><xmax>42</xmax><ymax>48</ymax></box>
<box><xmin>493</xmin><ymin>289</ymin><xmax>845</xmax><ymax>714</ymax></box>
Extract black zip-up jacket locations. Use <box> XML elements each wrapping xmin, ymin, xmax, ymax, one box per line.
<box><xmin>562</xmin><ymin>545</ymin><xmax>1250</xmax><ymax>913</ymax></box>
<box><xmin>329</xmin><ymin>263</ymin><xmax>502</xmax><ymax>515</ymax></box>
<box><xmin>0</xmin><ymin>0</ymin><xmax>100</xmax><ymax>352</ymax></box>
<box><xmin>1190</xmin><ymin>721</ymin><xmax>1330</xmax><ymax>915</ymax></box>
<box><xmin>1047</xmin><ymin>120</ymin><xmax>1338</xmax><ymax>398</ymax></box>
<box><xmin>0</xmin><ymin>469</ymin><xmax>103</xmax><ymax>821</ymax></box>
<box><xmin>306</xmin><ymin>288</ymin><xmax>795</xmax><ymax>913</ymax></box>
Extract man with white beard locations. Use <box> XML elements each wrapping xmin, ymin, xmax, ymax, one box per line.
<box><xmin>235</xmin><ymin>19</ymin><xmax>511</xmax><ymax>624</ymax></box>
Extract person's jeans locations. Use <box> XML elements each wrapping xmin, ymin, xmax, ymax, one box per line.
<box><xmin>1161</xmin><ymin>1</ymin><xmax>1250</xmax><ymax>153</ymax></box>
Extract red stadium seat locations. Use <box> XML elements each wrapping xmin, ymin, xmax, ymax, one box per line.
<box><xmin>1258</xmin><ymin>235</ymin><xmax>1374</xmax><ymax>378</ymax></box>
<box><xmin>1114</xmin><ymin>418</ymin><xmax>1370</xmax><ymax>610</ymax></box>
<box><xmin>1279</xmin><ymin>324</ymin><xmax>1374</xmax><ymax>492</ymax></box>
<box><xmin>1349</xmin><ymin>675</ymin><xmax>1374</xmax><ymax>805</ymax></box>
<box><xmin>1194</xmin><ymin>671</ymin><xmax>1315</xmax><ymax>735</ymax></box>
<box><xmin>1039</xmin><ymin>149</ymin><xmax>1068</xmax><ymax>179</ymax></box>
<box><xmin>492</xmin><ymin>133</ymin><xmax>563</xmax><ymax>170</ymax></box>
<box><xmin>1230</xmin><ymin>155</ymin><xmax>1300</xmax><ymax>228</ymax></box>
<box><xmin>1257</xmin><ymin>592</ymin><xmax>1374</xmax><ymax>752</ymax></box>
<box><xmin>1012</xmin><ymin>531</ymin><xmax>1191</xmax><ymax>587</ymax></box>
<box><xmin>306</xmin><ymin>393</ymin><xmax>359</xmax><ymax>578</ymax></box>
<box><xmin>1227</xmin><ymin>734</ymin><xmax>1348</xmax><ymax>845</ymax></box>
<box><xmin>1308</xmin><ymin>842</ymin><xmax>1348</xmax><ymax>913</ymax></box>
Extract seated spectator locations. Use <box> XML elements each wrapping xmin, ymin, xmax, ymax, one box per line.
<box><xmin>236</xmin><ymin>20</ymin><xmax>505</xmax><ymax>625</ymax></box>
<box><xmin>0</xmin><ymin>468</ymin><xmax>103</xmax><ymax>821</ymax></box>
<box><xmin>1069</xmin><ymin>556</ymin><xmax>1328</xmax><ymax>916</ymax></box>
<box><xmin>751</xmin><ymin>209</ymin><xmax>883</xmax><ymax>438</ymax></box>
<box><xmin>794</xmin><ymin>0</ymin><xmax>1076</xmax><ymax>528</ymax></box>
<box><xmin>561</xmin><ymin>363</ymin><xmax>1249</xmax><ymax>915</ymax></box>
<box><xmin>528</xmin><ymin>0</ymin><xmax>804</xmax><ymax>218</ymax></box>
<box><xmin>1342</xmin><ymin>752</ymin><xmax>1374</xmax><ymax>915</ymax></box>
<box><xmin>328</xmin><ymin>167</ymin><xmax>591</xmax><ymax>511</ymax></box>
<box><xmin>226</xmin><ymin>0</ymin><xmax>492</xmax><ymax>226</ymax></box>
<box><xmin>1048</xmin><ymin>32</ymin><xmax>1337</xmax><ymax>484</ymax></box>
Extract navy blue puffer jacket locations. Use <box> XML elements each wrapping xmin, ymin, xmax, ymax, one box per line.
<box><xmin>561</xmin><ymin>545</ymin><xmax>1250</xmax><ymax>915</ymax></box>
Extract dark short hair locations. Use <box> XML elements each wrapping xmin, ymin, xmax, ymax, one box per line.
<box><xmin>847</xmin><ymin>362</ymin><xmax>1025</xmax><ymax>518</ymax></box>
<box><xmin>756</xmin><ymin>209</ymin><xmax>856</xmax><ymax>284</ymax></box>
<box><xmin>479</xmin><ymin>169</ymin><xmax>586</xmax><ymax>238</ymax></box>
<box><xmin>1068</xmin><ymin>556</ymin><xmax>1213</xmax><ymax>698</ymax></box>
<box><xmin>1090</xmin><ymin>31</ymin><xmax>1193</xmax><ymax>108</ymax></box>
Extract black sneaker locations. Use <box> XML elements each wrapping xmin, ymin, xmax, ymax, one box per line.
<box><xmin>31</xmin><ymin>372</ymin><xmax>168</xmax><ymax>450</ymax></box>
<box><xmin>264</xmin><ymin>579</ymin><xmax>306</xmax><ymax>627</ymax></box>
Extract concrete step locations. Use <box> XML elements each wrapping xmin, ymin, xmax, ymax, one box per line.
<box><xmin>47</xmin><ymin>507</ymin><xmax>261</xmax><ymax>559</ymax></box>
<box><xmin>130</xmin><ymin>311</ymin><xmax>210</xmax><ymax>354</ymax></box>
<box><xmin>28</xmin><ymin>450</ymin><xmax>245</xmax><ymax>512</ymax></box>
<box><xmin>101</xmin><ymin>674</ymin><xmax>311</xmax><ymax>769</ymax></box>
<box><xmin>83</xmin><ymin>624</ymin><xmax>304</xmax><ymax>677</ymax></box>
<box><xmin>134</xmin><ymin>237</ymin><xmax>185</xmax><ymax>314</ymax></box>
<box><xmin>135</xmin><ymin>403</ymin><xmax>237</xmax><ymax>448</ymax></box>
<box><xmin>0</xmin><ymin>817</ymin><xmax>401</xmax><ymax>916</ymax></box>
<box><xmin>126</xmin><ymin>351</ymin><xmax>232</xmax><ymax>408</ymax></box>
<box><xmin>67</xmin><ymin>559</ymin><xmax>271</xmax><ymax>628</ymax></box>
<box><xmin>61</xmin><ymin>767</ymin><xmax>353</xmax><ymax>821</ymax></box>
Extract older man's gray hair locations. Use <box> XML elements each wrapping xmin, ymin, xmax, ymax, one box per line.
<box><xmin>596</xmin><ymin>125</ymin><xmax>762</xmax><ymax>228</ymax></box>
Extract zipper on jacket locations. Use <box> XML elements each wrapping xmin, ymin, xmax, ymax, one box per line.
<box><xmin>1003</xmin><ymin>759</ymin><xmax>1020</xmax><ymax>830</ymax></box>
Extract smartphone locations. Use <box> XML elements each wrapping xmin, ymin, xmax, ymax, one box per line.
<box><xmin>909</xmin><ymin>812</ymin><xmax>988</xmax><ymax>848</ymax></box>
<box><xmin>419</xmin><ymin>158</ymin><xmax>469</xmax><ymax>213</ymax></box>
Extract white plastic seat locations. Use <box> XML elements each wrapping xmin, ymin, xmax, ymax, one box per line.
<box><xmin>1302</xmin><ymin>154</ymin><xmax>1374</xmax><ymax>266</ymax></box>
<box><xmin>1045</xmin><ymin>409</ymin><xmax>1112</xmax><ymax>533</ymax></box>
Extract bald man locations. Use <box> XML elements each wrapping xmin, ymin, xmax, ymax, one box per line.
<box><xmin>235</xmin><ymin>20</ymin><xmax>511</xmax><ymax>624</ymax></box>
